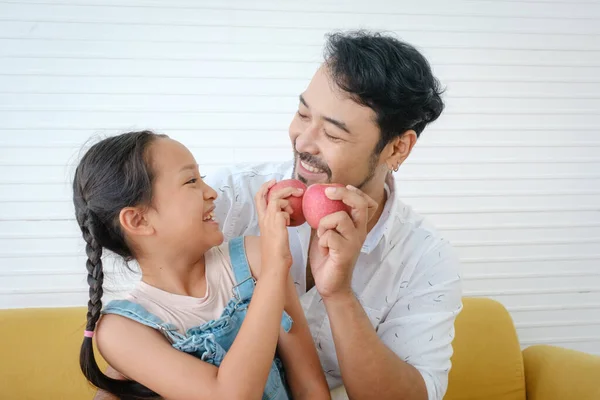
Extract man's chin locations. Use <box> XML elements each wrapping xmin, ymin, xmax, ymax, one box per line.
<box><xmin>294</xmin><ymin>172</ymin><xmax>307</xmax><ymax>185</ymax></box>
<box><xmin>296</xmin><ymin>173</ymin><xmax>329</xmax><ymax>186</ymax></box>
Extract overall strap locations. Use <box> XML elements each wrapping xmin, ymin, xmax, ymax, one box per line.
<box><xmin>102</xmin><ymin>299</ymin><xmax>183</xmax><ymax>343</ymax></box>
<box><xmin>228</xmin><ymin>237</ymin><xmax>293</xmax><ymax>333</ymax></box>
<box><xmin>229</xmin><ymin>236</ymin><xmax>256</xmax><ymax>302</ymax></box>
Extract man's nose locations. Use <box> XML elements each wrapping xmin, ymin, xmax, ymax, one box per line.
<box><xmin>294</xmin><ymin>123</ymin><xmax>320</xmax><ymax>155</ymax></box>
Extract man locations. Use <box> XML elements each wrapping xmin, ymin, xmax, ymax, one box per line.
<box><xmin>207</xmin><ymin>31</ymin><xmax>462</xmax><ymax>400</ymax></box>
<box><xmin>96</xmin><ymin>30</ymin><xmax>461</xmax><ymax>400</ymax></box>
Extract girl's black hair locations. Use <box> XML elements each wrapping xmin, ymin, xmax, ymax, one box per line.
<box><xmin>73</xmin><ymin>131</ymin><xmax>166</xmax><ymax>399</ymax></box>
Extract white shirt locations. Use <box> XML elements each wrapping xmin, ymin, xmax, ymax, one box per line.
<box><xmin>206</xmin><ymin>161</ymin><xmax>463</xmax><ymax>400</ymax></box>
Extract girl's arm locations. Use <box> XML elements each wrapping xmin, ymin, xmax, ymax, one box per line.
<box><xmin>245</xmin><ymin>235</ymin><xmax>331</xmax><ymax>400</ymax></box>
<box><xmin>95</xmin><ymin>181</ymin><xmax>297</xmax><ymax>400</ymax></box>
<box><xmin>97</xmin><ymin>267</ymin><xmax>284</xmax><ymax>400</ymax></box>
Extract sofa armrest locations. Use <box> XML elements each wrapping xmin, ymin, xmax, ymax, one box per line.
<box><xmin>523</xmin><ymin>345</ymin><xmax>600</xmax><ymax>400</ymax></box>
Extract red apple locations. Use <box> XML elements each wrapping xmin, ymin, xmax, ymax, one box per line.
<box><xmin>302</xmin><ymin>183</ymin><xmax>351</xmax><ymax>229</ymax></box>
<box><xmin>267</xmin><ymin>179</ymin><xmax>307</xmax><ymax>226</ymax></box>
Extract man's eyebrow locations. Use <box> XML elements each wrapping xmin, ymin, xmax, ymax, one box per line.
<box><xmin>299</xmin><ymin>94</ymin><xmax>351</xmax><ymax>134</ymax></box>
<box><xmin>323</xmin><ymin>116</ymin><xmax>351</xmax><ymax>134</ymax></box>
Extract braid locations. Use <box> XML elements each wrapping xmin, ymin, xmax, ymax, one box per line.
<box><xmin>77</xmin><ymin>206</ymin><xmax>159</xmax><ymax>399</ymax></box>
<box><xmin>74</xmin><ymin>132</ymin><xmax>163</xmax><ymax>399</ymax></box>
<box><xmin>82</xmin><ymin>209</ymin><xmax>104</xmax><ymax>332</ymax></box>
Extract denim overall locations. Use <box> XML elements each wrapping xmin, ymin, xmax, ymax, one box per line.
<box><xmin>102</xmin><ymin>237</ymin><xmax>293</xmax><ymax>400</ymax></box>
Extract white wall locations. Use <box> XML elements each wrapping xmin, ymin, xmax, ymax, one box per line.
<box><xmin>1</xmin><ymin>0</ymin><xmax>599</xmax><ymax>355</ymax></box>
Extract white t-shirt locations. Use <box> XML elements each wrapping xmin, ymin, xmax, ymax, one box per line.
<box><xmin>206</xmin><ymin>161</ymin><xmax>463</xmax><ymax>400</ymax></box>
<box><xmin>125</xmin><ymin>243</ymin><xmax>236</xmax><ymax>333</ymax></box>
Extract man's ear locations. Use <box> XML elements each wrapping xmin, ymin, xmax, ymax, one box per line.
<box><xmin>119</xmin><ymin>207</ymin><xmax>154</xmax><ymax>237</ymax></box>
<box><xmin>384</xmin><ymin>130</ymin><xmax>417</xmax><ymax>171</ymax></box>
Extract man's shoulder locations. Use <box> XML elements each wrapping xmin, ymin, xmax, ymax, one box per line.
<box><xmin>379</xmin><ymin>201</ymin><xmax>462</xmax><ymax>304</ymax></box>
<box><xmin>388</xmin><ymin>200</ymin><xmax>459</xmax><ymax>267</ymax></box>
<box><xmin>206</xmin><ymin>160</ymin><xmax>293</xmax><ymax>192</ymax></box>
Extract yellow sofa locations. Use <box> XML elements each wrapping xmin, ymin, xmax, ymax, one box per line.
<box><xmin>1</xmin><ymin>298</ymin><xmax>598</xmax><ymax>399</ymax></box>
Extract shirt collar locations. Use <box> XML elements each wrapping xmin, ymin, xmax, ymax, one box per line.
<box><xmin>361</xmin><ymin>173</ymin><xmax>398</xmax><ymax>254</ymax></box>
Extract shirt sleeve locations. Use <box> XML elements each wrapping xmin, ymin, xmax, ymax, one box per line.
<box><xmin>204</xmin><ymin>166</ymin><xmax>257</xmax><ymax>240</ymax></box>
<box><xmin>205</xmin><ymin>163</ymin><xmax>291</xmax><ymax>240</ymax></box>
<box><xmin>376</xmin><ymin>240</ymin><xmax>463</xmax><ymax>400</ymax></box>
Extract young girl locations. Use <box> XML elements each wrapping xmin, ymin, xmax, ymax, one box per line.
<box><xmin>73</xmin><ymin>131</ymin><xmax>330</xmax><ymax>399</ymax></box>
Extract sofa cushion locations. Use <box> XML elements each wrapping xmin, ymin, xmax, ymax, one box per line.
<box><xmin>524</xmin><ymin>345</ymin><xmax>600</xmax><ymax>400</ymax></box>
<box><xmin>445</xmin><ymin>297</ymin><xmax>526</xmax><ymax>400</ymax></box>
<box><xmin>1</xmin><ymin>298</ymin><xmax>527</xmax><ymax>399</ymax></box>
<box><xmin>0</xmin><ymin>306</ymin><xmax>105</xmax><ymax>400</ymax></box>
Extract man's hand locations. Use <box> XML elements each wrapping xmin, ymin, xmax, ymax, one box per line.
<box><xmin>309</xmin><ymin>185</ymin><xmax>378</xmax><ymax>298</ymax></box>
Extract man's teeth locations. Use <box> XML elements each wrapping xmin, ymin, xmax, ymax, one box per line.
<box><xmin>203</xmin><ymin>212</ymin><xmax>215</xmax><ymax>221</ymax></box>
<box><xmin>301</xmin><ymin>160</ymin><xmax>324</xmax><ymax>173</ymax></box>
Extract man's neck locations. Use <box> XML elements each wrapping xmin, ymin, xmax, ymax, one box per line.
<box><xmin>363</xmin><ymin>178</ymin><xmax>389</xmax><ymax>234</ymax></box>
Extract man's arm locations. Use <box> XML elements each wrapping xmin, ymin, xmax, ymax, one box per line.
<box><xmin>323</xmin><ymin>291</ymin><xmax>427</xmax><ymax>400</ymax></box>
<box><xmin>310</xmin><ymin>186</ymin><xmax>462</xmax><ymax>400</ymax></box>
<box><xmin>323</xmin><ymin>248</ymin><xmax>462</xmax><ymax>400</ymax></box>
<box><xmin>373</xmin><ymin>245</ymin><xmax>462</xmax><ymax>400</ymax></box>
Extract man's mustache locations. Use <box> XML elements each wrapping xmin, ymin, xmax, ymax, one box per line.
<box><xmin>296</xmin><ymin>152</ymin><xmax>332</xmax><ymax>177</ymax></box>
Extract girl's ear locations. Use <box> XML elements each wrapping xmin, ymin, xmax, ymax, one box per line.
<box><xmin>119</xmin><ymin>207</ymin><xmax>154</xmax><ymax>237</ymax></box>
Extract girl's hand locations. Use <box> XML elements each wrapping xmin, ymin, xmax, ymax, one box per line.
<box><xmin>254</xmin><ymin>180</ymin><xmax>303</xmax><ymax>271</ymax></box>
